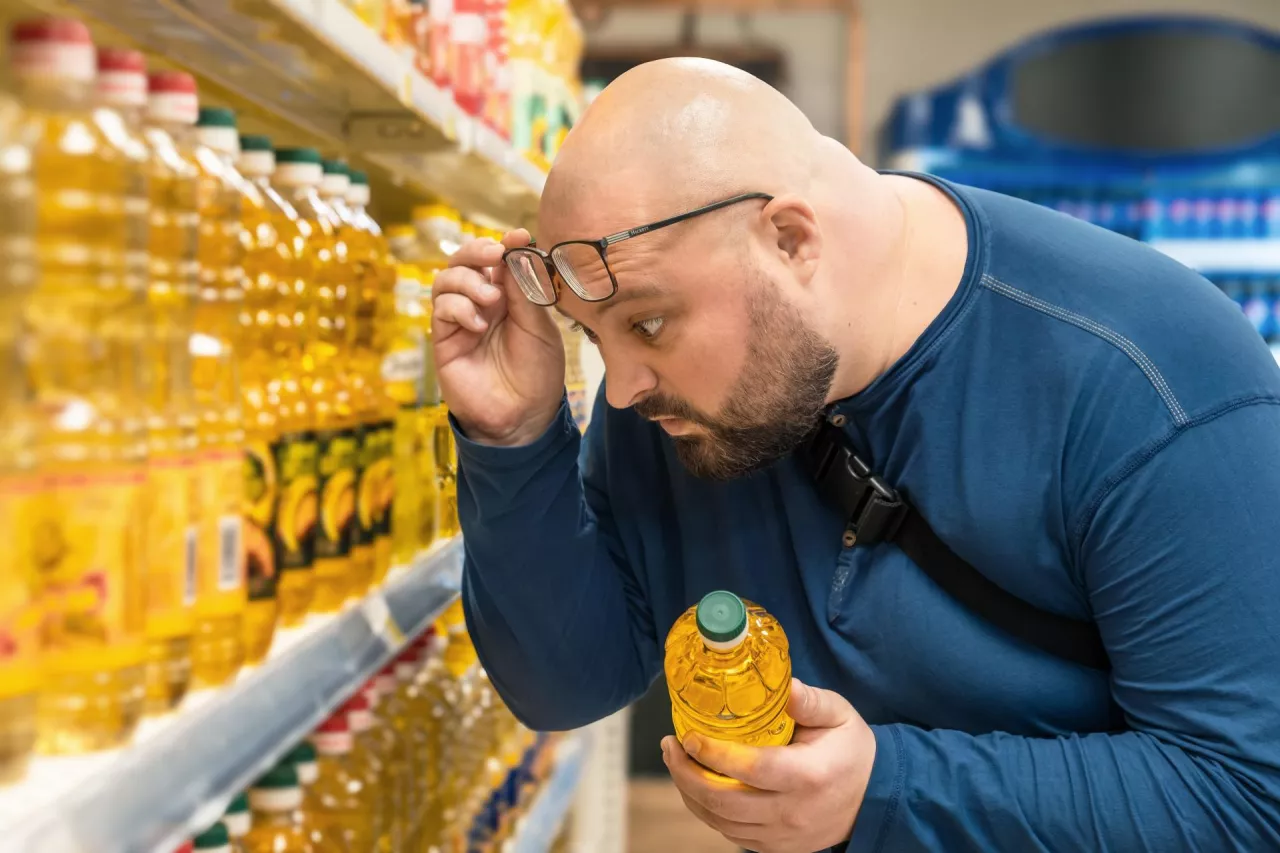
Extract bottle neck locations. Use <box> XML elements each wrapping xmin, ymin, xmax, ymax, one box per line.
<box><xmin>14</xmin><ymin>75</ymin><xmax>92</xmax><ymax>111</ymax></box>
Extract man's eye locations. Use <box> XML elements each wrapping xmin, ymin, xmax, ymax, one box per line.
<box><xmin>570</xmin><ymin>321</ymin><xmax>599</xmax><ymax>344</ymax></box>
<box><xmin>633</xmin><ymin>317</ymin><xmax>664</xmax><ymax>339</ymax></box>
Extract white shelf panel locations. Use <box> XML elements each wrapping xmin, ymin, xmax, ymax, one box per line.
<box><xmin>68</xmin><ymin>0</ymin><xmax>545</xmax><ymax>225</ymax></box>
<box><xmin>510</xmin><ymin>734</ymin><xmax>590</xmax><ymax>853</ymax></box>
<box><xmin>1149</xmin><ymin>240</ymin><xmax>1280</xmax><ymax>273</ymax></box>
<box><xmin>0</xmin><ymin>538</ymin><xmax>463</xmax><ymax>853</ymax></box>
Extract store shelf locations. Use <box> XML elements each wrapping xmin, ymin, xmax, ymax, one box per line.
<box><xmin>510</xmin><ymin>734</ymin><xmax>590</xmax><ymax>853</ymax></box>
<box><xmin>1149</xmin><ymin>240</ymin><xmax>1280</xmax><ymax>273</ymax></box>
<box><xmin>0</xmin><ymin>537</ymin><xmax>464</xmax><ymax>853</ymax></box>
<box><xmin>60</xmin><ymin>0</ymin><xmax>543</xmax><ymax>226</ymax></box>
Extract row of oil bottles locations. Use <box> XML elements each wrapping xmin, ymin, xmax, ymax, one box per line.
<box><xmin>170</xmin><ymin>601</ymin><xmax>570</xmax><ymax>853</ymax></box>
<box><xmin>0</xmin><ymin>16</ymin><xmax>590</xmax><ymax>783</ymax></box>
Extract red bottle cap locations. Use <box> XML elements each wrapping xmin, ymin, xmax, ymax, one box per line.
<box><xmin>147</xmin><ymin>69</ymin><xmax>197</xmax><ymax>94</ymax></box>
<box><xmin>10</xmin><ymin>18</ymin><xmax>92</xmax><ymax>45</ymax></box>
<box><xmin>342</xmin><ymin>691</ymin><xmax>370</xmax><ymax>713</ymax></box>
<box><xmin>96</xmin><ymin>47</ymin><xmax>145</xmax><ymax>72</ymax></box>
<box><xmin>317</xmin><ymin>712</ymin><xmax>350</xmax><ymax>733</ymax></box>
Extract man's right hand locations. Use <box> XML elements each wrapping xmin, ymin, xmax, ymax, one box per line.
<box><xmin>430</xmin><ymin>230</ymin><xmax>567</xmax><ymax>446</ymax></box>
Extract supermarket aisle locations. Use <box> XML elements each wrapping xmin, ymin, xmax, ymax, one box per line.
<box><xmin>628</xmin><ymin>779</ymin><xmax>736</xmax><ymax>853</ymax></box>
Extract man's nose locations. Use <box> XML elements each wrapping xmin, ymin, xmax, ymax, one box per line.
<box><xmin>602</xmin><ymin>352</ymin><xmax>657</xmax><ymax>409</ymax></box>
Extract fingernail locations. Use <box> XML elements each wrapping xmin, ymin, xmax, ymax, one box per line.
<box><xmin>478</xmin><ymin>283</ymin><xmax>500</xmax><ymax>299</ymax></box>
<box><xmin>683</xmin><ymin>734</ymin><xmax>701</xmax><ymax>758</ymax></box>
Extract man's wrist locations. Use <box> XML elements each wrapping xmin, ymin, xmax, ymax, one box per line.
<box><xmin>454</xmin><ymin>405</ymin><xmax>561</xmax><ymax>448</ymax></box>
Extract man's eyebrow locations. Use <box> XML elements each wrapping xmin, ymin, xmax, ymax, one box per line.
<box><xmin>595</xmin><ymin>283</ymin><xmax>666</xmax><ymax>317</ymax></box>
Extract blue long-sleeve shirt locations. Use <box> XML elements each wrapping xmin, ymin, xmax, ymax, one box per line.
<box><xmin>454</xmin><ymin>176</ymin><xmax>1280</xmax><ymax>851</ymax></box>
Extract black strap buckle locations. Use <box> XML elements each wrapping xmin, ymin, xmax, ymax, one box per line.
<box><xmin>802</xmin><ymin>421</ymin><xmax>908</xmax><ymax>546</ymax></box>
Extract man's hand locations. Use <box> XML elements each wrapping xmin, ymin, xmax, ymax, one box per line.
<box><xmin>431</xmin><ymin>231</ymin><xmax>567</xmax><ymax>446</ymax></box>
<box><xmin>662</xmin><ymin>679</ymin><xmax>876</xmax><ymax>853</ymax></box>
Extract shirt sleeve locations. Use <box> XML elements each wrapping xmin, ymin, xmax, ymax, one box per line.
<box><xmin>454</xmin><ymin>394</ymin><xmax>661</xmax><ymax>731</ymax></box>
<box><xmin>847</xmin><ymin>399</ymin><xmax>1280</xmax><ymax>852</ymax></box>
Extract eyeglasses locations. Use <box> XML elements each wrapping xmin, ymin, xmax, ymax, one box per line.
<box><xmin>502</xmin><ymin>192</ymin><xmax>774</xmax><ymax>306</ymax></box>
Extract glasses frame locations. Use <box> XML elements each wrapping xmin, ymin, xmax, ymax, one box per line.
<box><xmin>502</xmin><ymin>192</ymin><xmax>774</xmax><ymax>306</ymax></box>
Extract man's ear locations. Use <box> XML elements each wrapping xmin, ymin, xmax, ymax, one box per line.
<box><xmin>761</xmin><ymin>195</ymin><xmax>821</xmax><ymax>286</ymax></box>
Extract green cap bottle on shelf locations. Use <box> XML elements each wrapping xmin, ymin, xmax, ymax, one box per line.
<box><xmin>238</xmin><ymin>134</ymin><xmax>275</xmax><ymax>178</ymax></box>
<box><xmin>249</xmin><ymin>762</ymin><xmax>304</xmax><ymax>813</ymax></box>
<box><xmin>321</xmin><ymin>159</ymin><xmax>349</xmax><ymax>175</ymax></box>
<box><xmin>222</xmin><ymin>791</ymin><xmax>250</xmax><ymax>839</ymax></box>
<box><xmin>346</xmin><ymin>169</ymin><xmax>371</xmax><ymax>207</ymax></box>
<box><xmin>192</xmin><ymin>821</ymin><xmax>231</xmax><ymax>853</ymax></box>
<box><xmin>284</xmin><ymin>740</ymin><xmax>319</xmax><ymax>785</ymax></box>
<box><xmin>274</xmin><ymin>147</ymin><xmax>323</xmax><ymax>187</ymax></box>
<box><xmin>696</xmin><ymin>590</ymin><xmax>748</xmax><ymax>649</ymax></box>
<box><xmin>195</xmin><ymin>106</ymin><xmax>239</xmax><ymax>154</ymax></box>
<box><xmin>320</xmin><ymin>158</ymin><xmax>351</xmax><ymax>199</ymax></box>
<box><xmin>349</xmin><ymin>169</ymin><xmax>368</xmax><ymax>185</ymax></box>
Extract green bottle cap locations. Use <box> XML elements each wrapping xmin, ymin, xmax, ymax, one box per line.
<box><xmin>349</xmin><ymin>169</ymin><xmax>368</xmax><ymax>185</ymax></box>
<box><xmin>239</xmin><ymin>134</ymin><xmax>273</xmax><ymax>152</ymax></box>
<box><xmin>253</xmin><ymin>761</ymin><xmax>300</xmax><ymax>790</ymax></box>
<box><xmin>196</xmin><ymin>107</ymin><xmax>237</xmax><ymax>128</ymax></box>
<box><xmin>321</xmin><ymin>159</ymin><xmax>349</xmax><ymax>175</ymax></box>
<box><xmin>225</xmin><ymin>791</ymin><xmax>249</xmax><ymax>815</ymax></box>
<box><xmin>192</xmin><ymin>821</ymin><xmax>230</xmax><ymax>849</ymax></box>
<box><xmin>284</xmin><ymin>741</ymin><xmax>316</xmax><ymax>764</ymax></box>
<box><xmin>275</xmin><ymin>147</ymin><xmax>322</xmax><ymax>165</ymax></box>
<box><xmin>696</xmin><ymin>590</ymin><xmax>747</xmax><ymax>644</ymax></box>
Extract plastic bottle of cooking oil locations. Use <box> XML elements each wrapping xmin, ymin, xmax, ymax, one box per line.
<box><xmin>274</xmin><ymin>151</ymin><xmax>354</xmax><ymax>616</ymax></box>
<box><xmin>384</xmin><ymin>261</ymin><xmax>434</xmax><ymax>566</ymax></box>
<box><xmin>265</xmin><ymin>148</ymin><xmax>324</xmax><ymax>627</ymax></box>
<box><xmin>188</xmin><ymin>107</ymin><xmax>250</xmax><ymax>689</ymax></box>
<box><xmin>413</xmin><ymin>207</ymin><xmax>461</xmax><ymax>542</ymax></box>
<box><xmin>414</xmin><ymin>629</ymin><xmax>457</xmax><ymax>852</ymax></box>
<box><xmin>344</xmin><ymin>171</ymin><xmax>397</xmax><ymax>590</ymax></box>
<box><xmin>287</xmin><ymin>739</ymin><xmax>320</xmax><ymax>787</ymax></box>
<box><xmin>432</xmin><ymin>604</ymin><xmax>483</xmax><ymax>851</ymax></box>
<box><xmin>14</xmin><ymin>16</ymin><xmax>148</xmax><ymax>755</ymax></box>
<box><xmin>665</xmin><ymin>590</ymin><xmax>794</xmax><ymax>748</ymax></box>
<box><xmin>98</xmin><ymin>50</ymin><xmax>192</xmax><ymax>718</ymax></box>
<box><xmin>223</xmin><ymin>791</ymin><xmax>252</xmax><ymax>844</ymax></box>
<box><xmin>316</xmin><ymin>162</ymin><xmax>370</xmax><ymax>601</ymax></box>
<box><xmin>383</xmin><ymin>643</ymin><xmax>429</xmax><ymax>851</ymax></box>
<box><xmin>193</xmin><ymin>820</ymin><xmax>235</xmax><ymax>853</ymax></box>
<box><xmin>306</xmin><ymin>710</ymin><xmax>377</xmax><ymax>853</ymax></box>
<box><xmin>243</xmin><ymin>762</ymin><xmax>344</xmax><ymax>853</ymax></box>
<box><xmin>234</xmin><ymin>134</ymin><xmax>295</xmax><ymax>661</ymax></box>
<box><xmin>342</xmin><ymin>689</ymin><xmax>393</xmax><ymax>852</ymax></box>
<box><xmin>0</xmin><ymin>81</ymin><xmax>38</xmax><ymax>783</ymax></box>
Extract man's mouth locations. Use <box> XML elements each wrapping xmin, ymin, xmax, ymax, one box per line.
<box><xmin>652</xmin><ymin>416</ymin><xmax>698</xmax><ymax>436</ymax></box>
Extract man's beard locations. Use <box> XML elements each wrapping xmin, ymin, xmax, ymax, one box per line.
<box><xmin>633</xmin><ymin>276</ymin><xmax>838</xmax><ymax>481</ymax></box>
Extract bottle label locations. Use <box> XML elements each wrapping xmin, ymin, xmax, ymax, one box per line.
<box><xmin>196</xmin><ymin>448</ymin><xmax>246</xmax><ymax>616</ymax></box>
<box><xmin>361</xmin><ymin>421</ymin><xmax>395</xmax><ymax>543</ymax></box>
<box><xmin>354</xmin><ymin>424</ymin><xmax>380</xmax><ymax>550</ymax></box>
<box><xmin>31</xmin><ymin>468</ymin><xmax>147</xmax><ymax>672</ymax></box>
<box><xmin>272</xmin><ymin>432</ymin><xmax>319</xmax><ymax>573</ymax></box>
<box><xmin>144</xmin><ymin>453</ymin><xmax>198</xmax><ymax>638</ymax></box>
<box><xmin>0</xmin><ymin>475</ymin><xmax>42</xmax><ymax>698</ymax></box>
<box><xmin>314</xmin><ymin>428</ymin><xmax>359</xmax><ymax>560</ymax></box>
<box><xmin>242</xmin><ymin>440</ymin><xmax>280</xmax><ymax>602</ymax></box>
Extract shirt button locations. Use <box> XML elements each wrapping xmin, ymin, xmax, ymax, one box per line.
<box><xmin>830</xmin><ymin>414</ymin><xmax>848</xmax><ymax>427</ymax></box>
<box><xmin>842</xmin><ymin>528</ymin><xmax>856</xmax><ymax>548</ymax></box>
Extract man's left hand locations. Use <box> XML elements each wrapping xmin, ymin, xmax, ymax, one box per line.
<box><xmin>662</xmin><ymin>679</ymin><xmax>876</xmax><ymax>853</ymax></box>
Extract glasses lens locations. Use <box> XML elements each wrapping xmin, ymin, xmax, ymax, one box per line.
<box><xmin>504</xmin><ymin>249</ymin><xmax>555</xmax><ymax>305</ymax></box>
<box><xmin>551</xmin><ymin>242</ymin><xmax>615</xmax><ymax>301</ymax></box>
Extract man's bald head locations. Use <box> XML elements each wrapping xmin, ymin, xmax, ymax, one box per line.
<box><xmin>542</xmin><ymin>58</ymin><xmax>832</xmax><ymax>237</ymax></box>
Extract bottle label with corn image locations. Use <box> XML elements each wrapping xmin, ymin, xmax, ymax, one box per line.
<box><xmin>0</xmin><ymin>475</ymin><xmax>42</xmax><ymax>698</ymax></box>
<box><xmin>30</xmin><ymin>468</ymin><xmax>148</xmax><ymax>672</ymax></box>
<box><xmin>272</xmin><ymin>433</ymin><xmax>319</xmax><ymax>573</ymax></box>
<box><xmin>242</xmin><ymin>440</ymin><xmax>279</xmax><ymax>603</ymax></box>
<box><xmin>314</xmin><ymin>429</ymin><xmax>359</xmax><ymax>562</ymax></box>
<box><xmin>196</xmin><ymin>448</ymin><xmax>246</xmax><ymax>616</ymax></box>
<box><xmin>143</xmin><ymin>454</ymin><xmax>198</xmax><ymax>638</ymax></box>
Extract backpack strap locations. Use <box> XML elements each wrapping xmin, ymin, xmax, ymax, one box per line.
<box><xmin>800</xmin><ymin>420</ymin><xmax>1110</xmax><ymax>671</ymax></box>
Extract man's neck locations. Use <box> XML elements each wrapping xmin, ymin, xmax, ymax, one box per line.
<box><xmin>828</xmin><ymin>174</ymin><xmax>970</xmax><ymax>401</ymax></box>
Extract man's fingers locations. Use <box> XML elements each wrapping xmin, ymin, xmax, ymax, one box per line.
<box><xmin>678</xmin><ymin>732</ymin><xmax>789</xmax><ymax>792</ymax></box>
<box><xmin>787</xmin><ymin>679</ymin><xmax>854</xmax><ymax>733</ymax></box>
<box><xmin>675</xmin><ymin>789</ymin><xmax>765</xmax><ymax>847</ymax></box>
<box><xmin>432</xmin><ymin>266</ymin><xmax>504</xmax><ymax>306</ymax></box>
<box><xmin>432</xmin><ymin>292</ymin><xmax>489</xmax><ymax>334</ymax></box>
<box><xmin>663</xmin><ymin>736</ymin><xmax>780</xmax><ymax>816</ymax></box>
<box><xmin>447</xmin><ymin>236</ymin><xmax>506</xmax><ymax>269</ymax></box>
<box><xmin>501</xmin><ymin>228</ymin><xmax>532</xmax><ymax>250</ymax></box>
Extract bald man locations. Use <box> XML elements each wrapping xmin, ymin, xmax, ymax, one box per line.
<box><xmin>431</xmin><ymin>59</ymin><xmax>1280</xmax><ymax>852</ymax></box>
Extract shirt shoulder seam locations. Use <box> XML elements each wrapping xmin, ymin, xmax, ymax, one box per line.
<box><xmin>980</xmin><ymin>274</ymin><xmax>1189</xmax><ymax>426</ymax></box>
<box><xmin>1072</xmin><ymin>395</ymin><xmax>1280</xmax><ymax>549</ymax></box>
